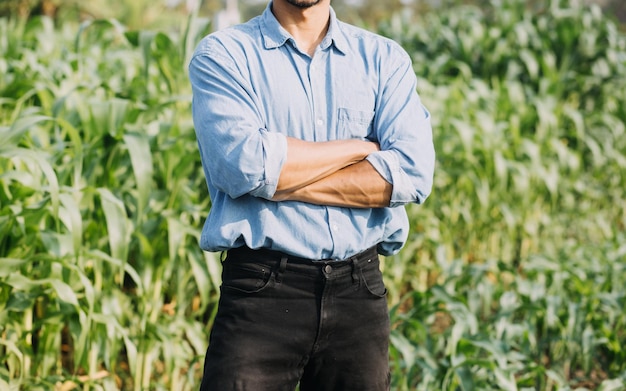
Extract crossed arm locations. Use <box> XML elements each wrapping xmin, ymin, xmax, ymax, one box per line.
<box><xmin>271</xmin><ymin>137</ymin><xmax>392</xmax><ymax>208</ymax></box>
<box><xmin>189</xmin><ymin>43</ymin><xmax>432</xmax><ymax>210</ymax></box>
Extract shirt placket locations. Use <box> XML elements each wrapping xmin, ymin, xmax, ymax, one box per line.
<box><xmin>308</xmin><ymin>49</ymin><xmax>327</xmax><ymax>141</ymax></box>
<box><xmin>309</xmin><ymin>47</ymin><xmax>345</xmax><ymax>258</ymax></box>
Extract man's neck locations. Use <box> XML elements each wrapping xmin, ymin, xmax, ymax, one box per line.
<box><xmin>271</xmin><ymin>0</ymin><xmax>331</xmax><ymax>56</ymax></box>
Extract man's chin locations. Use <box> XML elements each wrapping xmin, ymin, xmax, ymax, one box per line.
<box><xmin>285</xmin><ymin>0</ymin><xmax>323</xmax><ymax>9</ymax></box>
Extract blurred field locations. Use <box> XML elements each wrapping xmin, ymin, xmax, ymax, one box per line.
<box><xmin>1</xmin><ymin>0</ymin><xmax>625</xmax><ymax>389</ymax></box>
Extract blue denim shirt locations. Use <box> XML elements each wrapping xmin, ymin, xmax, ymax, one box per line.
<box><xmin>189</xmin><ymin>3</ymin><xmax>435</xmax><ymax>260</ymax></box>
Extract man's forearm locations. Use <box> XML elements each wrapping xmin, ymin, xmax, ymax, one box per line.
<box><xmin>273</xmin><ymin>160</ymin><xmax>392</xmax><ymax>208</ymax></box>
<box><xmin>276</xmin><ymin>137</ymin><xmax>379</xmax><ymax>193</ymax></box>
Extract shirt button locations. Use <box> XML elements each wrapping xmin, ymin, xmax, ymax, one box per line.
<box><xmin>332</xmin><ymin>224</ymin><xmax>339</xmax><ymax>231</ymax></box>
<box><xmin>324</xmin><ymin>265</ymin><xmax>333</xmax><ymax>274</ymax></box>
<box><xmin>316</xmin><ymin>119</ymin><xmax>323</xmax><ymax>126</ymax></box>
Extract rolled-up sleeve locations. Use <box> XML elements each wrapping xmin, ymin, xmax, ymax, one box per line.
<box><xmin>189</xmin><ymin>40</ymin><xmax>287</xmax><ymax>200</ymax></box>
<box><xmin>366</xmin><ymin>45</ymin><xmax>435</xmax><ymax>207</ymax></box>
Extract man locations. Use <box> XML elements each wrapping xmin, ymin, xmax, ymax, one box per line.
<box><xmin>188</xmin><ymin>0</ymin><xmax>435</xmax><ymax>389</ymax></box>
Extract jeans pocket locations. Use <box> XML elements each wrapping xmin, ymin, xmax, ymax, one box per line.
<box><xmin>221</xmin><ymin>261</ymin><xmax>274</xmax><ymax>294</ymax></box>
<box><xmin>360</xmin><ymin>260</ymin><xmax>387</xmax><ymax>298</ymax></box>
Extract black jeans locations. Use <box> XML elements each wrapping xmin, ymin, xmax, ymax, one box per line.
<box><xmin>199</xmin><ymin>246</ymin><xmax>391</xmax><ymax>391</ymax></box>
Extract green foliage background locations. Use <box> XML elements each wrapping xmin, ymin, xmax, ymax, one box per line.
<box><xmin>1</xmin><ymin>0</ymin><xmax>625</xmax><ymax>390</ymax></box>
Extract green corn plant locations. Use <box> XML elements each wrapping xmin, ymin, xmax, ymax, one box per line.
<box><xmin>383</xmin><ymin>0</ymin><xmax>626</xmax><ymax>389</ymax></box>
<box><xmin>1</xmin><ymin>0</ymin><xmax>626</xmax><ymax>390</ymax></box>
<box><xmin>1</xmin><ymin>10</ymin><xmax>214</xmax><ymax>390</ymax></box>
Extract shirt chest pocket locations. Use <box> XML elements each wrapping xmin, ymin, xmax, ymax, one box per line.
<box><xmin>337</xmin><ymin>108</ymin><xmax>375</xmax><ymax>140</ymax></box>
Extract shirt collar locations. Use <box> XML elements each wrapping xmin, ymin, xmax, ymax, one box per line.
<box><xmin>260</xmin><ymin>1</ymin><xmax>347</xmax><ymax>54</ymax></box>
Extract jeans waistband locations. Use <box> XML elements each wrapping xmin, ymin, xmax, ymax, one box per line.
<box><xmin>226</xmin><ymin>245</ymin><xmax>379</xmax><ymax>266</ymax></box>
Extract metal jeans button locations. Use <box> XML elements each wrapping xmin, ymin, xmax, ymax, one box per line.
<box><xmin>324</xmin><ymin>264</ymin><xmax>333</xmax><ymax>274</ymax></box>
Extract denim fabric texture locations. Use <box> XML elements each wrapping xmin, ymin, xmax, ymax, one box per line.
<box><xmin>199</xmin><ymin>247</ymin><xmax>391</xmax><ymax>391</ymax></box>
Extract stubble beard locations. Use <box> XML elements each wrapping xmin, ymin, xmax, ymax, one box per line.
<box><xmin>285</xmin><ymin>0</ymin><xmax>323</xmax><ymax>8</ymax></box>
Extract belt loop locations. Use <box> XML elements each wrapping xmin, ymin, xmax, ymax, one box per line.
<box><xmin>350</xmin><ymin>257</ymin><xmax>361</xmax><ymax>285</ymax></box>
<box><xmin>275</xmin><ymin>256</ymin><xmax>288</xmax><ymax>283</ymax></box>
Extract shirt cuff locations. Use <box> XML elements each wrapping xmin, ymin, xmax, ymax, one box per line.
<box><xmin>366</xmin><ymin>151</ymin><xmax>419</xmax><ymax>207</ymax></box>
<box><xmin>249</xmin><ymin>129</ymin><xmax>288</xmax><ymax>199</ymax></box>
